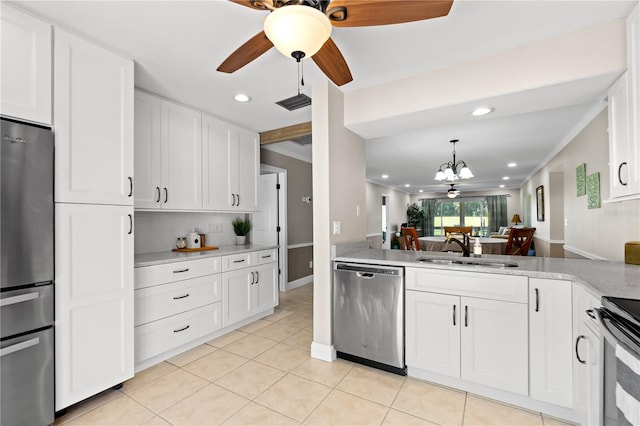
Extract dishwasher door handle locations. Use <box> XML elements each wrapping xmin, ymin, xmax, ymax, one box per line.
<box><xmin>356</xmin><ymin>272</ymin><xmax>375</xmax><ymax>279</ymax></box>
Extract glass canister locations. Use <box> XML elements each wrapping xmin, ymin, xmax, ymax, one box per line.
<box><xmin>176</xmin><ymin>237</ymin><xmax>187</xmax><ymax>249</ymax></box>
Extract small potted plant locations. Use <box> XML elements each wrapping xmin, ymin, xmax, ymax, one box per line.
<box><xmin>232</xmin><ymin>217</ymin><xmax>251</xmax><ymax>245</ymax></box>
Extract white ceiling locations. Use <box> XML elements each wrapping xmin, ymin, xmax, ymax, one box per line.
<box><xmin>13</xmin><ymin>0</ymin><xmax>637</xmax><ymax>195</ymax></box>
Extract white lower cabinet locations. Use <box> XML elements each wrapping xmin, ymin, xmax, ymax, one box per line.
<box><xmin>55</xmin><ymin>203</ymin><xmax>134</xmax><ymax>410</ymax></box>
<box><xmin>222</xmin><ymin>253</ymin><xmax>278</xmax><ymax>327</ymax></box>
<box><xmin>405</xmin><ymin>268</ymin><xmax>528</xmax><ymax>395</ymax></box>
<box><xmin>572</xmin><ymin>284</ymin><xmax>602</xmax><ymax>426</ymax></box>
<box><xmin>529</xmin><ymin>278</ymin><xmax>573</xmax><ymax>408</ymax></box>
<box><xmin>133</xmin><ymin>258</ymin><xmax>221</xmax><ymax>364</ymax></box>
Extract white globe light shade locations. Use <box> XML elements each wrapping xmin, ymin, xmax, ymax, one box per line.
<box><xmin>264</xmin><ymin>5</ymin><xmax>332</xmax><ymax>58</ymax></box>
<box><xmin>459</xmin><ymin>166</ymin><xmax>474</xmax><ymax>179</ymax></box>
<box><xmin>443</xmin><ymin>167</ymin><xmax>455</xmax><ymax>180</ymax></box>
<box><xmin>434</xmin><ymin>170</ymin><xmax>446</xmax><ymax>181</ymax></box>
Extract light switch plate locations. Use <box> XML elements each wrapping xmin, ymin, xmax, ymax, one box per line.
<box><xmin>333</xmin><ymin>221</ymin><xmax>341</xmax><ymax>235</ymax></box>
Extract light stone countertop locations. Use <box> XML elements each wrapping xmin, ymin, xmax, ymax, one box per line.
<box><xmin>135</xmin><ymin>244</ymin><xmax>278</xmax><ymax>268</ymax></box>
<box><xmin>334</xmin><ymin>249</ymin><xmax>640</xmax><ymax>300</ymax></box>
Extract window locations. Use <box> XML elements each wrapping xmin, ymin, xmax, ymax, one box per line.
<box><xmin>433</xmin><ymin>199</ymin><xmax>489</xmax><ymax>236</ymax></box>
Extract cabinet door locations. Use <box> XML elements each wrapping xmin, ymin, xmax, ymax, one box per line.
<box><xmin>406</xmin><ymin>291</ymin><xmax>460</xmax><ymax>378</ymax></box>
<box><xmin>202</xmin><ymin>114</ymin><xmax>233</xmax><ymax>210</ymax></box>
<box><xmin>529</xmin><ymin>278</ymin><xmax>573</xmax><ymax>408</ymax></box>
<box><xmin>236</xmin><ymin>127</ymin><xmax>259</xmax><ymax>211</ymax></box>
<box><xmin>608</xmin><ymin>73</ymin><xmax>636</xmax><ymax>198</ymax></box>
<box><xmin>254</xmin><ymin>263</ymin><xmax>278</xmax><ymax>313</ymax></box>
<box><xmin>628</xmin><ymin>5</ymin><xmax>640</xmax><ymax>194</ymax></box>
<box><xmin>460</xmin><ymin>297</ymin><xmax>528</xmax><ymax>395</ymax></box>
<box><xmin>0</xmin><ymin>4</ymin><xmax>51</xmax><ymax>124</ymax></box>
<box><xmin>134</xmin><ymin>91</ymin><xmax>162</xmax><ymax>209</ymax></box>
<box><xmin>55</xmin><ymin>203</ymin><xmax>134</xmax><ymax>410</ymax></box>
<box><xmin>222</xmin><ymin>268</ymin><xmax>252</xmax><ymax>326</ymax></box>
<box><xmin>54</xmin><ymin>28</ymin><xmax>134</xmax><ymax>205</ymax></box>
<box><xmin>161</xmin><ymin>101</ymin><xmax>202</xmax><ymax>210</ymax></box>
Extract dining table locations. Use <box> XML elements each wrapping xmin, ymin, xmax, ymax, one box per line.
<box><xmin>418</xmin><ymin>236</ymin><xmax>509</xmax><ymax>255</ymax></box>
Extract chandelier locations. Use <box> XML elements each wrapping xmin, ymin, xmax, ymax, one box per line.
<box><xmin>434</xmin><ymin>139</ymin><xmax>474</xmax><ymax>182</ymax></box>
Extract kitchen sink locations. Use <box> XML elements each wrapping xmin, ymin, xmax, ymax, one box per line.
<box><xmin>415</xmin><ymin>257</ymin><xmax>519</xmax><ymax>268</ymax></box>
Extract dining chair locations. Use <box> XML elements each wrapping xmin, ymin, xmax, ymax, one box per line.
<box><xmin>505</xmin><ymin>227</ymin><xmax>536</xmax><ymax>256</ymax></box>
<box><xmin>444</xmin><ymin>226</ymin><xmax>472</xmax><ymax>236</ymax></box>
<box><xmin>401</xmin><ymin>227</ymin><xmax>421</xmax><ymax>251</ymax></box>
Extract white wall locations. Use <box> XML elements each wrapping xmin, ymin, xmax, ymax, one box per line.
<box><xmin>521</xmin><ymin>107</ymin><xmax>640</xmax><ymax>260</ymax></box>
<box><xmin>366</xmin><ymin>181</ymin><xmax>411</xmax><ymax>236</ymax></box>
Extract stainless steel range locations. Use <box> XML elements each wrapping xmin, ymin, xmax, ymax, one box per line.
<box><xmin>0</xmin><ymin>117</ymin><xmax>54</xmax><ymax>426</ymax></box>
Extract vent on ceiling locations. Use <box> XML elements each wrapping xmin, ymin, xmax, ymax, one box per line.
<box><xmin>293</xmin><ymin>134</ymin><xmax>312</xmax><ymax>146</ymax></box>
<box><xmin>276</xmin><ymin>93</ymin><xmax>311</xmax><ymax>111</ymax></box>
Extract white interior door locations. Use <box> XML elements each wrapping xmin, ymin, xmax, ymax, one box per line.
<box><xmin>253</xmin><ymin>174</ymin><xmax>278</xmax><ymax>245</ymax></box>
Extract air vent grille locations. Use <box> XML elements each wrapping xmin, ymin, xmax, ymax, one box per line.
<box><xmin>276</xmin><ymin>93</ymin><xmax>311</xmax><ymax>111</ymax></box>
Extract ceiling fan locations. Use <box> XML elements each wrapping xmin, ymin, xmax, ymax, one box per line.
<box><xmin>217</xmin><ymin>0</ymin><xmax>454</xmax><ymax>86</ymax></box>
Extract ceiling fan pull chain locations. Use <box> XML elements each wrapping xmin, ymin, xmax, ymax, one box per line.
<box><xmin>301</xmin><ymin>59</ymin><xmax>305</xmax><ymax>87</ymax></box>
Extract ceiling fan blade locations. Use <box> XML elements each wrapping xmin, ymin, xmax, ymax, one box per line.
<box><xmin>217</xmin><ymin>31</ymin><xmax>274</xmax><ymax>73</ymax></box>
<box><xmin>327</xmin><ymin>0</ymin><xmax>454</xmax><ymax>27</ymax></box>
<box><xmin>312</xmin><ymin>38</ymin><xmax>353</xmax><ymax>86</ymax></box>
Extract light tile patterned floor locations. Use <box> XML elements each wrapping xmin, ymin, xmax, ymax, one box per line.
<box><xmin>55</xmin><ymin>283</ymin><xmax>573</xmax><ymax>426</ymax></box>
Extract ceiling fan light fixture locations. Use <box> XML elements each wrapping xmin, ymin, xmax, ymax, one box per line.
<box><xmin>264</xmin><ymin>5</ymin><xmax>332</xmax><ymax>59</ymax></box>
<box><xmin>447</xmin><ymin>186</ymin><xmax>460</xmax><ymax>198</ymax></box>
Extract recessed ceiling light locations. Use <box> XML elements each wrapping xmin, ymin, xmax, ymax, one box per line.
<box><xmin>499</xmin><ymin>184</ymin><xmax>505</xmax><ymax>188</ymax></box>
<box><xmin>471</xmin><ymin>106</ymin><xmax>494</xmax><ymax>116</ymax></box>
<box><xmin>419</xmin><ymin>189</ymin><xmax>424</xmax><ymax>193</ymax></box>
<box><xmin>404</xmin><ymin>184</ymin><xmax>410</xmax><ymax>187</ymax></box>
<box><xmin>234</xmin><ymin>93</ymin><xmax>251</xmax><ymax>102</ymax></box>
<box><xmin>502</xmin><ymin>176</ymin><xmax>510</xmax><ymax>180</ymax></box>
<box><xmin>508</xmin><ymin>162</ymin><xmax>517</xmax><ymax>168</ymax></box>
<box><xmin>381</xmin><ymin>174</ymin><xmax>389</xmax><ymax>179</ymax></box>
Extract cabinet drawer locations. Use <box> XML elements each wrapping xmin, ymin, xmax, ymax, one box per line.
<box><xmin>135</xmin><ymin>257</ymin><xmax>220</xmax><ymax>289</ymax></box>
<box><xmin>134</xmin><ymin>274</ymin><xmax>221</xmax><ymax>326</ymax></box>
<box><xmin>134</xmin><ymin>303</ymin><xmax>221</xmax><ymax>363</ymax></box>
<box><xmin>223</xmin><ymin>253</ymin><xmax>253</xmax><ymax>271</ymax></box>
<box><xmin>256</xmin><ymin>249</ymin><xmax>277</xmax><ymax>265</ymax></box>
<box><xmin>406</xmin><ymin>267</ymin><xmax>528</xmax><ymax>303</ymax></box>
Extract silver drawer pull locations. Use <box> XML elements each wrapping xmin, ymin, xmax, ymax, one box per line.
<box><xmin>173</xmin><ymin>325</ymin><xmax>190</xmax><ymax>333</ymax></box>
<box><xmin>0</xmin><ymin>338</ymin><xmax>39</xmax><ymax>357</ymax></box>
<box><xmin>173</xmin><ymin>268</ymin><xmax>189</xmax><ymax>273</ymax></box>
<box><xmin>233</xmin><ymin>259</ymin><xmax>245</xmax><ymax>264</ymax></box>
<box><xmin>261</xmin><ymin>255</ymin><xmax>271</xmax><ymax>259</ymax></box>
<box><xmin>0</xmin><ymin>292</ymin><xmax>39</xmax><ymax>307</ymax></box>
<box><xmin>173</xmin><ymin>294</ymin><xmax>189</xmax><ymax>300</ymax></box>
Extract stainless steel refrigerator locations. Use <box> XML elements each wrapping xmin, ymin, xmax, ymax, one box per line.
<box><xmin>0</xmin><ymin>117</ymin><xmax>54</xmax><ymax>426</ymax></box>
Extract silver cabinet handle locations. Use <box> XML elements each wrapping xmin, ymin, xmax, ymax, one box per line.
<box><xmin>0</xmin><ymin>338</ymin><xmax>39</xmax><ymax>357</ymax></box>
<box><xmin>255</xmin><ymin>271</ymin><xmax>259</xmax><ymax>284</ymax></box>
<box><xmin>128</xmin><ymin>177</ymin><xmax>133</xmax><ymax>197</ymax></box>
<box><xmin>250</xmin><ymin>271</ymin><xmax>255</xmax><ymax>285</ymax></box>
<box><xmin>231</xmin><ymin>194</ymin><xmax>236</xmax><ymax>206</ymax></box>
<box><xmin>128</xmin><ymin>214</ymin><xmax>133</xmax><ymax>235</ymax></box>
<box><xmin>156</xmin><ymin>187</ymin><xmax>161</xmax><ymax>203</ymax></box>
<box><xmin>236</xmin><ymin>193</ymin><xmax>240</xmax><ymax>206</ymax></box>
<box><xmin>164</xmin><ymin>187</ymin><xmax>168</xmax><ymax>203</ymax></box>
<box><xmin>261</xmin><ymin>255</ymin><xmax>272</xmax><ymax>259</ymax></box>
<box><xmin>534</xmin><ymin>288</ymin><xmax>540</xmax><ymax>312</ymax></box>
<box><xmin>173</xmin><ymin>325</ymin><xmax>190</xmax><ymax>333</ymax></box>
<box><xmin>173</xmin><ymin>268</ymin><xmax>189</xmax><ymax>274</ymax></box>
<box><xmin>0</xmin><ymin>292</ymin><xmax>39</xmax><ymax>307</ymax></box>
<box><xmin>618</xmin><ymin>162</ymin><xmax>628</xmax><ymax>186</ymax></box>
<box><xmin>575</xmin><ymin>335</ymin><xmax>587</xmax><ymax>364</ymax></box>
<box><xmin>173</xmin><ymin>294</ymin><xmax>189</xmax><ymax>300</ymax></box>
<box><xmin>453</xmin><ymin>305</ymin><xmax>456</xmax><ymax>326</ymax></box>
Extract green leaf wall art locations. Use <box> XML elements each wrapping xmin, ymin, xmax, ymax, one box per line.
<box><xmin>587</xmin><ymin>172</ymin><xmax>601</xmax><ymax>209</ymax></box>
<box><xmin>576</xmin><ymin>163</ymin><xmax>586</xmax><ymax>197</ymax></box>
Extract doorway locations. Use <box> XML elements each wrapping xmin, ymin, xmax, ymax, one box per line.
<box><xmin>381</xmin><ymin>194</ymin><xmax>390</xmax><ymax>249</ymax></box>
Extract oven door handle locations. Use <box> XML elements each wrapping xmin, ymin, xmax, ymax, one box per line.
<box><xmin>594</xmin><ymin>307</ymin><xmax>623</xmax><ymax>346</ymax></box>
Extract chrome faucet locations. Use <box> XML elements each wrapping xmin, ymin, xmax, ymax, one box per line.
<box><xmin>445</xmin><ymin>233</ymin><xmax>471</xmax><ymax>257</ymax></box>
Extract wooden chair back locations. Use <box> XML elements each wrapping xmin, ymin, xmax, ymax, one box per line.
<box><xmin>401</xmin><ymin>227</ymin><xmax>421</xmax><ymax>251</ymax></box>
<box><xmin>444</xmin><ymin>226</ymin><xmax>472</xmax><ymax>236</ymax></box>
<box><xmin>505</xmin><ymin>228</ymin><xmax>536</xmax><ymax>256</ymax></box>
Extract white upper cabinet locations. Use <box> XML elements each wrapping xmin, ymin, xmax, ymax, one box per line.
<box><xmin>160</xmin><ymin>100</ymin><xmax>202</xmax><ymax>210</ymax></box>
<box><xmin>0</xmin><ymin>4</ymin><xmax>52</xmax><ymax>125</ymax></box>
<box><xmin>54</xmin><ymin>28</ymin><xmax>134</xmax><ymax>205</ymax></box>
<box><xmin>202</xmin><ymin>114</ymin><xmax>259</xmax><ymax>212</ymax></box>
<box><xmin>134</xmin><ymin>91</ymin><xmax>202</xmax><ymax>210</ymax></box>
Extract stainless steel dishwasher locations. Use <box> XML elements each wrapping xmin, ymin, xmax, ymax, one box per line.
<box><xmin>333</xmin><ymin>262</ymin><xmax>405</xmax><ymax>375</ymax></box>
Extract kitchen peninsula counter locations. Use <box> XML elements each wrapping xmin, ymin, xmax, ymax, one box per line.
<box><xmin>334</xmin><ymin>249</ymin><xmax>640</xmax><ymax>299</ymax></box>
<box><xmin>135</xmin><ymin>244</ymin><xmax>278</xmax><ymax>268</ymax></box>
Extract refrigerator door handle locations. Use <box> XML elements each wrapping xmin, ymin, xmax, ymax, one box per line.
<box><xmin>0</xmin><ymin>292</ymin><xmax>39</xmax><ymax>307</ymax></box>
<box><xmin>0</xmin><ymin>337</ymin><xmax>40</xmax><ymax>357</ymax></box>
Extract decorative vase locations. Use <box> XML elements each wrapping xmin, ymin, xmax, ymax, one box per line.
<box><xmin>235</xmin><ymin>235</ymin><xmax>246</xmax><ymax>245</ymax></box>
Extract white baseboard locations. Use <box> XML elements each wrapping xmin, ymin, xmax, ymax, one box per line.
<box><xmin>310</xmin><ymin>341</ymin><xmax>336</xmax><ymax>362</ymax></box>
<box><xmin>563</xmin><ymin>244</ymin><xmax>607</xmax><ymax>260</ymax></box>
<box><xmin>286</xmin><ymin>274</ymin><xmax>313</xmax><ymax>291</ymax></box>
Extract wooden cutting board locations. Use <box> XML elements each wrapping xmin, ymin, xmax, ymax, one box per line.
<box><xmin>172</xmin><ymin>246</ymin><xmax>219</xmax><ymax>252</ymax></box>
